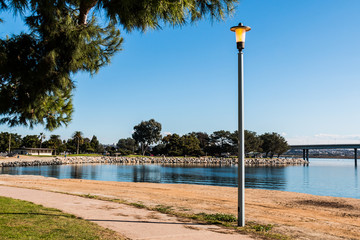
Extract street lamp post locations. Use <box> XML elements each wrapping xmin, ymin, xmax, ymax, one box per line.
<box><xmin>230</xmin><ymin>22</ymin><xmax>251</xmax><ymax>227</ymax></box>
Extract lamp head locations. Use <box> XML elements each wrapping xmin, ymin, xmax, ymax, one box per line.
<box><xmin>230</xmin><ymin>23</ymin><xmax>251</xmax><ymax>51</ymax></box>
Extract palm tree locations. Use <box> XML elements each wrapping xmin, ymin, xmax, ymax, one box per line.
<box><xmin>48</xmin><ymin>135</ymin><xmax>62</xmax><ymax>155</ymax></box>
<box><xmin>72</xmin><ymin>131</ymin><xmax>83</xmax><ymax>155</ymax></box>
<box><xmin>39</xmin><ymin>133</ymin><xmax>46</xmax><ymax>148</ymax></box>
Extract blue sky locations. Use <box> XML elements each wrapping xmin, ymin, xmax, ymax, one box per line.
<box><xmin>1</xmin><ymin>0</ymin><xmax>360</xmax><ymax>145</ymax></box>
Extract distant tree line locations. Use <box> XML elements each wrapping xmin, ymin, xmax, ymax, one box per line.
<box><xmin>118</xmin><ymin>119</ymin><xmax>289</xmax><ymax>158</ymax></box>
<box><xmin>0</xmin><ymin>119</ymin><xmax>289</xmax><ymax>158</ymax></box>
<box><xmin>0</xmin><ymin>132</ymin><xmax>104</xmax><ymax>155</ymax></box>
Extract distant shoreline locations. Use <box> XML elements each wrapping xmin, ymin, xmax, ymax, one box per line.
<box><xmin>0</xmin><ymin>156</ymin><xmax>308</xmax><ymax>167</ymax></box>
<box><xmin>283</xmin><ymin>155</ymin><xmax>357</xmax><ymax>159</ymax></box>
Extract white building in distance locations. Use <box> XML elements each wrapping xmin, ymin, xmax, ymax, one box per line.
<box><xmin>13</xmin><ymin>148</ymin><xmax>53</xmax><ymax>156</ymax></box>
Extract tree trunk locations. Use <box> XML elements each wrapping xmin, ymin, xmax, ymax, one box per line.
<box><xmin>142</xmin><ymin>144</ymin><xmax>148</xmax><ymax>156</ymax></box>
<box><xmin>77</xmin><ymin>138</ymin><xmax>79</xmax><ymax>155</ymax></box>
<box><xmin>8</xmin><ymin>134</ymin><xmax>11</xmax><ymax>154</ymax></box>
<box><xmin>79</xmin><ymin>0</ymin><xmax>98</xmax><ymax>25</ymax></box>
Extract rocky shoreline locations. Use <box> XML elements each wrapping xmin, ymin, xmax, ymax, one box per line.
<box><xmin>0</xmin><ymin>156</ymin><xmax>308</xmax><ymax>167</ymax></box>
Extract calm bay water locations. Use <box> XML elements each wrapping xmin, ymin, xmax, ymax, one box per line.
<box><xmin>1</xmin><ymin>158</ymin><xmax>359</xmax><ymax>199</ymax></box>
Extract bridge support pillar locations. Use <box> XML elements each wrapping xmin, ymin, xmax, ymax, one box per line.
<box><xmin>306</xmin><ymin>149</ymin><xmax>309</xmax><ymax>161</ymax></box>
<box><xmin>303</xmin><ymin>149</ymin><xmax>306</xmax><ymax>160</ymax></box>
<box><xmin>355</xmin><ymin>148</ymin><xmax>358</xmax><ymax>167</ymax></box>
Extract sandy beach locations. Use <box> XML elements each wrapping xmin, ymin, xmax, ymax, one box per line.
<box><xmin>0</xmin><ymin>174</ymin><xmax>359</xmax><ymax>239</ymax></box>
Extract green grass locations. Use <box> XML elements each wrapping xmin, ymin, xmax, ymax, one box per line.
<box><xmin>248</xmin><ymin>222</ymin><xmax>273</xmax><ymax>232</ymax></box>
<box><xmin>82</xmin><ymin>193</ymin><xmax>97</xmax><ymax>199</ymax></box>
<box><xmin>124</xmin><ymin>155</ymin><xmax>163</xmax><ymax>158</ymax></box>
<box><xmin>193</xmin><ymin>213</ymin><xmax>237</xmax><ymax>224</ymax></box>
<box><xmin>129</xmin><ymin>202</ymin><xmax>146</xmax><ymax>208</ymax></box>
<box><xmin>63</xmin><ymin>154</ymin><xmax>103</xmax><ymax>157</ymax></box>
<box><xmin>24</xmin><ymin>155</ymin><xmax>54</xmax><ymax>158</ymax></box>
<box><xmin>19</xmin><ymin>154</ymin><xmax>103</xmax><ymax>158</ymax></box>
<box><xmin>0</xmin><ymin>196</ymin><xmax>124</xmax><ymax>240</ymax></box>
<box><xmin>124</xmin><ymin>155</ymin><xmax>147</xmax><ymax>158</ymax></box>
<box><xmin>153</xmin><ymin>205</ymin><xmax>173</xmax><ymax>214</ymax></box>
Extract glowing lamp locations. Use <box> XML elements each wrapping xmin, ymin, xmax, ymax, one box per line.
<box><xmin>230</xmin><ymin>23</ymin><xmax>251</xmax><ymax>51</ymax></box>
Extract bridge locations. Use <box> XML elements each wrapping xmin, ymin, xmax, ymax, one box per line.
<box><xmin>289</xmin><ymin>144</ymin><xmax>359</xmax><ymax>166</ymax></box>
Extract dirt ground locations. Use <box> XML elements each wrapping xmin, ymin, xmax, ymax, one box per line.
<box><xmin>0</xmin><ymin>175</ymin><xmax>359</xmax><ymax>240</ymax></box>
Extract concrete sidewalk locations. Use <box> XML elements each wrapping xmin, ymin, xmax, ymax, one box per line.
<box><xmin>0</xmin><ymin>186</ymin><xmax>252</xmax><ymax>240</ymax></box>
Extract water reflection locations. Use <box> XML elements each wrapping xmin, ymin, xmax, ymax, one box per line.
<box><xmin>0</xmin><ymin>159</ymin><xmax>359</xmax><ymax>199</ymax></box>
<box><xmin>49</xmin><ymin>165</ymin><xmax>58</xmax><ymax>177</ymax></box>
<box><xmin>70</xmin><ymin>165</ymin><xmax>82</xmax><ymax>179</ymax></box>
<box><xmin>132</xmin><ymin>165</ymin><xmax>162</xmax><ymax>183</ymax></box>
<box><xmin>246</xmin><ymin>166</ymin><xmax>287</xmax><ymax>190</ymax></box>
<box><xmin>90</xmin><ymin>165</ymin><xmax>98</xmax><ymax>180</ymax></box>
<box><xmin>303</xmin><ymin>164</ymin><xmax>309</xmax><ymax>188</ymax></box>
